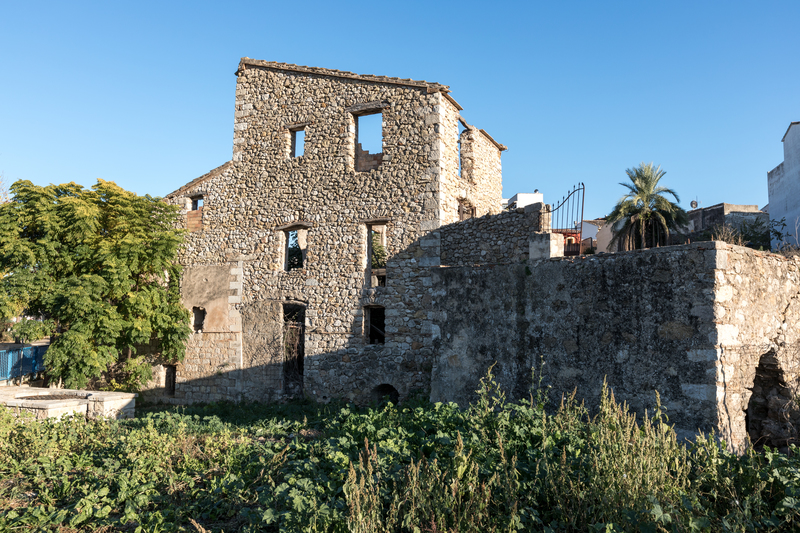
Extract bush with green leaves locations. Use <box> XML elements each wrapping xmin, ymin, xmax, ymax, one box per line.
<box><xmin>2</xmin><ymin>369</ymin><xmax>800</xmax><ymax>532</ymax></box>
<box><xmin>0</xmin><ymin>180</ymin><xmax>191</xmax><ymax>389</ymax></box>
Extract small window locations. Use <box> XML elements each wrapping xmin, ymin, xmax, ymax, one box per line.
<box><xmin>458</xmin><ymin>200</ymin><xmax>476</xmax><ymax>221</ymax></box>
<box><xmin>191</xmin><ymin>196</ymin><xmax>204</xmax><ymax>210</ymax></box>
<box><xmin>367</xmin><ymin>224</ymin><xmax>387</xmax><ymax>287</ymax></box>
<box><xmin>283</xmin><ymin>303</ymin><xmax>305</xmax><ymax>395</ymax></box>
<box><xmin>365</xmin><ymin>306</ymin><xmax>385</xmax><ymax>345</ymax></box>
<box><xmin>290</xmin><ymin>128</ymin><xmax>305</xmax><ymax>158</ymax></box>
<box><xmin>285</xmin><ymin>229</ymin><xmax>307</xmax><ymax>271</ymax></box>
<box><xmin>457</xmin><ymin>121</ymin><xmax>466</xmax><ymax>177</ymax></box>
<box><xmin>165</xmin><ymin>365</ymin><xmax>176</xmax><ymax>396</ymax></box>
<box><xmin>355</xmin><ymin>112</ymin><xmax>383</xmax><ymax>172</ymax></box>
<box><xmin>192</xmin><ymin>307</ymin><xmax>206</xmax><ymax>333</ymax></box>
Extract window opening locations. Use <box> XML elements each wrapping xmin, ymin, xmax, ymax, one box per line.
<box><xmin>365</xmin><ymin>306</ymin><xmax>385</xmax><ymax>345</ymax></box>
<box><xmin>355</xmin><ymin>112</ymin><xmax>383</xmax><ymax>172</ymax></box>
<box><xmin>290</xmin><ymin>128</ymin><xmax>305</xmax><ymax>158</ymax></box>
<box><xmin>285</xmin><ymin>229</ymin><xmax>305</xmax><ymax>271</ymax></box>
<box><xmin>367</xmin><ymin>224</ymin><xmax>387</xmax><ymax>287</ymax></box>
<box><xmin>192</xmin><ymin>307</ymin><xmax>206</xmax><ymax>333</ymax></box>
<box><xmin>745</xmin><ymin>351</ymin><xmax>796</xmax><ymax>451</ymax></box>
<box><xmin>165</xmin><ymin>365</ymin><xmax>176</xmax><ymax>397</ymax></box>
<box><xmin>283</xmin><ymin>303</ymin><xmax>305</xmax><ymax>396</ymax></box>
<box><xmin>458</xmin><ymin>200</ymin><xmax>476</xmax><ymax>221</ymax></box>
<box><xmin>188</xmin><ymin>196</ymin><xmax>204</xmax><ymax>232</ymax></box>
<box><xmin>457</xmin><ymin>121</ymin><xmax>466</xmax><ymax>177</ymax></box>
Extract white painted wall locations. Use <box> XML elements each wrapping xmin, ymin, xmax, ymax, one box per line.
<box><xmin>581</xmin><ymin>221</ymin><xmax>601</xmax><ymax>241</ymax></box>
<box><xmin>768</xmin><ymin>123</ymin><xmax>800</xmax><ymax>248</ymax></box>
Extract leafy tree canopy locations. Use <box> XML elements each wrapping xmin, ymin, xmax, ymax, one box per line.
<box><xmin>0</xmin><ymin>179</ymin><xmax>191</xmax><ymax>389</ymax></box>
<box><xmin>607</xmin><ymin>162</ymin><xmax>688</xmax><ymax>250</ymax></box>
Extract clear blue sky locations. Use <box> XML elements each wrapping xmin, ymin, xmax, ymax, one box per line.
<box><xmin>1</xmin><ymin>1</ymin><xmax>798</xmax><ymax>219</ymax></box>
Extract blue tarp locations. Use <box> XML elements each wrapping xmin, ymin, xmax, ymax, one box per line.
<box><xmin>0</xmin><ymin>346</ymin><xmax>47</xmax><ymax>381</ymax></box>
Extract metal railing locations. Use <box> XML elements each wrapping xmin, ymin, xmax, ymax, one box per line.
<box><xmin>550</xmin><ymin>183</ymin><xmax>586</xmax><ymax>256</ymax></box>
<box><xmin>0</xmin><ymin>346</ymin><xmax>47</xmax><ymax>381</ymax></box>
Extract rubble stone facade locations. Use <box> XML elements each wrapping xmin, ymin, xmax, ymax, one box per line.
<box><xmin>160</xmin><ymin>59</ymin><xmax>506</xmax><ymax>405</ymax></box>
<box><xmin>151</xmin><ymin>59</ymin><xmax>800</xmax><ymax>453</ymax></box>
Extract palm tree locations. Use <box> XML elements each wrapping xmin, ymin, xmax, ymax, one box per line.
<box><xmin>607</xmin><ymin>163</ymin><xmax>688</xmax><ymax>251</ymax></box>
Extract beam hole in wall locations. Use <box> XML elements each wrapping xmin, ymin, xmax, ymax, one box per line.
<box><xmin>290</xmin><ymin>128</ymin><xmax>305</xmax><ymax>158</ymax></box>
<box><xmin>283</xmin><ymin>303</ymin><xmax>305</xmax><ymax>397</ymax></box>
<box><xmin>370</xmin><ymin>384</ymin><xmax>399</xmax><ymax>404</ymax></box>
<box><xmin>355</xmin><ymin>112</ymin><xmax>383</xmax><ymax>172</ymax></box>
<box><xmin>745</xmin><ymin>351</ymin><xmax>798</xmax><ymax>451</ymax></box>
<box><xmin>365</xmin><ymin>306</ymin><xmax>385</xmax><ymax>344</ymax></box>
<box><xmin>192</xmin><ymin>307</ymin><xmax>206</xmax><ymax>333</ymax></box>
<box><xmin>165</xmin><ymin>365</ymin><xmax>176</xmax><ymax>397</ymax></box>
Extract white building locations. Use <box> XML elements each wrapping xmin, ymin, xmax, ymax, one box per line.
<box><xmin>768</xmin><ymin>121</ymin><xmax>800</xmax><ymax>248</ymax></box>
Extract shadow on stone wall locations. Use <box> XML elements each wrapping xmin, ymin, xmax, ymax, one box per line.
<box><xmin>143</xmin><ymin>223</ymin><xmax>800</xmax><ymax>454</ymax></box>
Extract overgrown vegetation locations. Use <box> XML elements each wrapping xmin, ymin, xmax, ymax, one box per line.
<box><xmin>2</xmin><ymin>371</ymin><xmax>800</xmax><ymax>532</ymax></box>
<box><xmin>0</xmin><ymin>180</ymin><xmax>191</xmax><ymax>389</ymax></box>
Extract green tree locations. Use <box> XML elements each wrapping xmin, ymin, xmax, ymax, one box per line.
<box><xmin>607</xmin><ymin>163</ymin><xmax>688</xmax><ymax>250</ymax></box>
<box><xmin>0</xmin><ymin>179</ymin><xmax>191</xmax><ymax>389</ymax></box>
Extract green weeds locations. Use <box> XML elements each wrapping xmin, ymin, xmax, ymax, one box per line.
<box><xmin>2</xmin><ymin>373</ymin><xmax>800</xmax><ymax>531</ymax></box>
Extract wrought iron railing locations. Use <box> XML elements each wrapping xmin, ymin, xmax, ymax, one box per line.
<box><xmin>550</xmin><ymin>183</ymin><xmax>586</xmax><ymax>256</ymax></box>
<box><xmin>0</xmin><ymin>345</ymin><xmax>47</xmax><ymax>381</ymax></box>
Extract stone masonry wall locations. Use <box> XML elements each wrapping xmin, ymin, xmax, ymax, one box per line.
<box><xmin>438</xmin><ymin>208</ymin><xmax>540</xmax><ymax>266</ymax></box>
<box><xmin>162</xmin><ymin>59</ymin><xmax>506</xmax><ymax>404</ymax></box>
<box><xmin>429</xmin><ymin>242</ymin><xmax>800</xmax><ymax>452</ymax></box>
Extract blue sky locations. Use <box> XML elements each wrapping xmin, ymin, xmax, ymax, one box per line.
<box><xmin>1</xmin><ymin>1</ymin><xmax>798</xmax><ymax>219</ymax></box>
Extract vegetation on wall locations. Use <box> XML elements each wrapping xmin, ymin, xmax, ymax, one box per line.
<box><xmin>607</xmin><ymin>163</ymin><xmax>688</xmax><ymax>251</ymax></box>
<box><xmin>2</xmin><ymin>371</ymin><xmax>800</xmax><ymax>532</ymax></box>
<box><xmin>0</xmin><ymin>180</ymin><xmax>191</xmax><ymax>389</ymax></box>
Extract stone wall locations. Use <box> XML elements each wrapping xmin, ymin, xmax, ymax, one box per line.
<box><xmin>429</xmin><ymin>242</ymin><xmax>800</xmax><ymax>452</ymax></box>
<box><xmin>439</xmin><ymin>208</ymin><xmax>540</xmax><ymax>266</ymax></box>
<box><xmin>160</xmin><ymin>59</ymin><xmax>505</xmax><ymax>404</ymax></box>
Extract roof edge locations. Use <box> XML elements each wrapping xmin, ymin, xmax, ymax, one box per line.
<box><xmin>166</xmin><ymin>161</ymin><xmax>233</xmax><ymax>198</ymax></box>
<box><xmin>236</xmin><ymin>58</ymin><xmax>451</xmax><ymax>92</ymax></box>
<box><xmin>479</xmin><ymin>129</ymin><xmax>508</xmax><ymax>152</ymax></box>
<box><xmin>782</xmin><ymin>121</ymin><xmax>800</xmax><ymax>142</ymax></box>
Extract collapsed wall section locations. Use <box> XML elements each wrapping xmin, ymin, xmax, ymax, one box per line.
<box><xmin>710</xmin><ymin>245</ymin><xmax>800</xmax><ymax>451</ymax></box>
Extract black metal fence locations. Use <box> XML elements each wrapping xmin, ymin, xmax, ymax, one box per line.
<box><xmin>550</xmin><ymin>183</ymin><xmax>585</xmax><ymax>256</ymax></box>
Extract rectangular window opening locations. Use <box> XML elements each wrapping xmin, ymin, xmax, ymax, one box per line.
<box><xmin>284</xmin><ymin>229</ymin><xmax>306</xmax><ymax>271</ymax></box>
<box><xmin>283</xmin><ymin>304</ymin><xmax>305</xmax><ymax>395</ymax></box>
<box><xmin>365</xmin><ymin>306</ymin><xmax>385</xmax><ymax>345</ymax></box>
<box><xmin>192</xmin><ymin>307</ymin><xmax>206</xmax><ymax>333</ymax></box>
<box><xmin>367</xmin><ymin>225</ymin><xmax>387</xmax><ymax>287</ymax></box>
<box><xmin>355</xmin><ymin>112</ymin><xmax>383</xmax><ymax>172</ymax></box>
<box><xmin>457</xmin><ymin>121</ymin><xmax>466</xmax><ymax>177</ymax></box>
<box><xmin>458</xmin><ymin>200</ymin><xmax>476</xmax><ymax>221</ymax></box>
<box><xmin>290</xmin><ymin>128</ymin><xmax>305</xmax><ymax>158</ymax></box>
<box><xmin>165</xmin><ymin>365</ymin><xmax>176</xmax><ymax>396</ymax></box>
<box><xmin>191</xmin><ymin>196</ymin><xmax>204</xmax><ymax>210</ymax></box>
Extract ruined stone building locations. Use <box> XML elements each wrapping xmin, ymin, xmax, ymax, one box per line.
<box><xmin>161</xmin><ymin>58</ymin><xmax>512</xmax><ymax>405</ymax></box>
<box><xmin>154</xmin><ymin>59</ymin><xmax>800</xmax><ymax>453</ymax></box>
